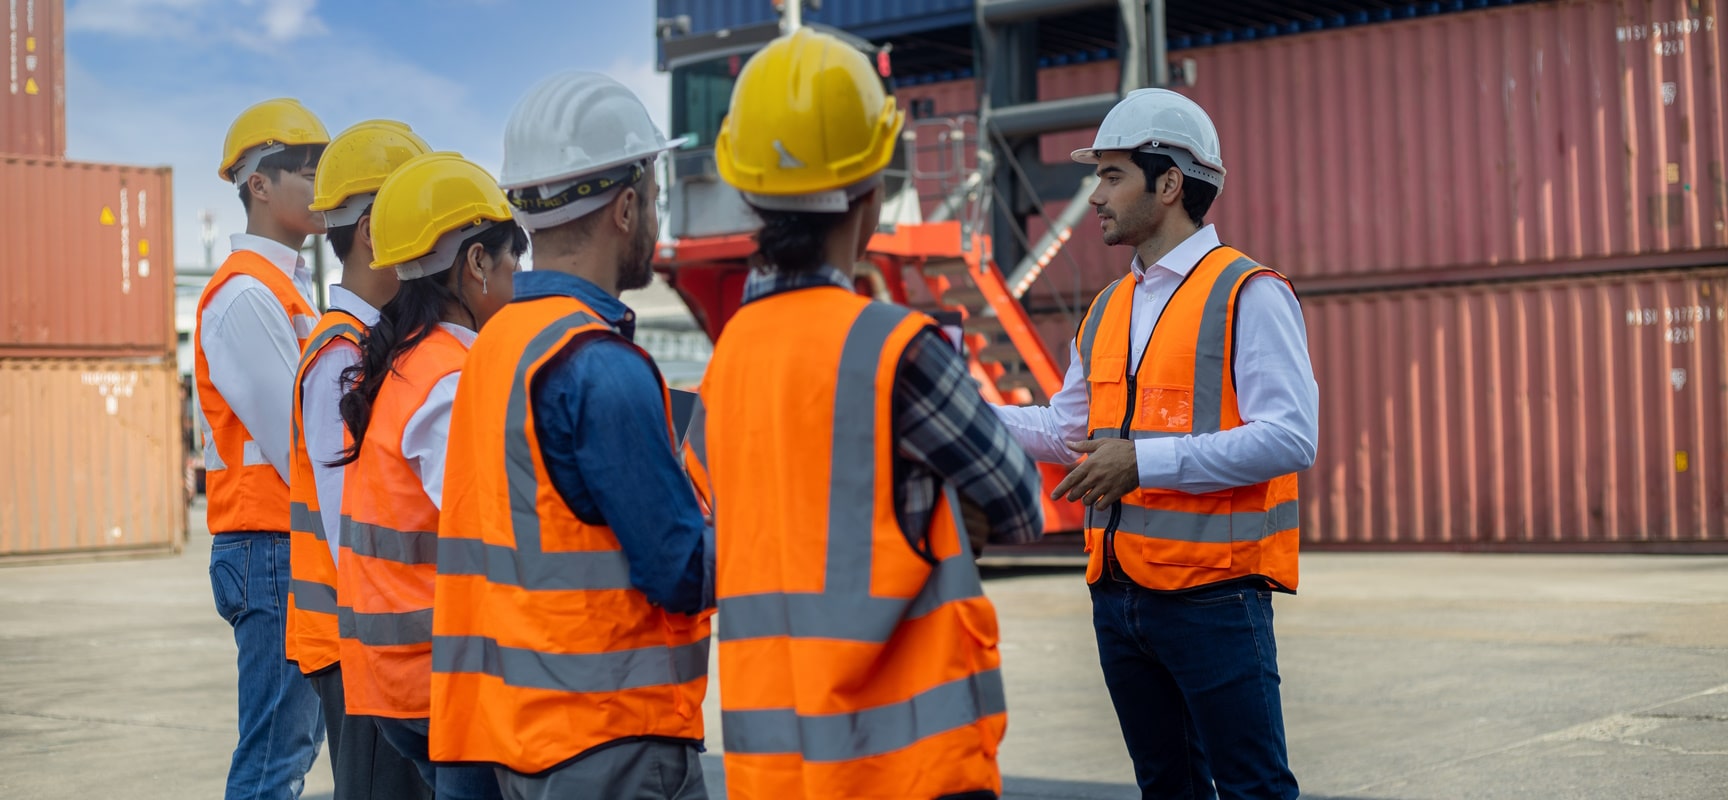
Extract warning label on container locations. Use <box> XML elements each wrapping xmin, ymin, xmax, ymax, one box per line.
<box><xmin>99</xmin><ymin>206</ymin><xmax>115</xmax><ymax>225</ymax></box>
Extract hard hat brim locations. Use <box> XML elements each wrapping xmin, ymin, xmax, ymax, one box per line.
<box><xmin>496</xmin><ymin>136</ymin><xmax>688</xmax><ymax>191</ymax></box>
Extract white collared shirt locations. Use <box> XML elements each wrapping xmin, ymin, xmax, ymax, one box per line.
<box><xmin>200</xmin><ymin>234</ymin><xmax>319</xmax><ymax>485</ymax></box>
<box><xmin>299</xmin><ymin>285</ymin><xmax>380</xmax><ymax>560</ymax></box>
<box><xmin>993</xmin><ymin>224</ymin><xmax>1320</xmax><ymax>494</ymax></box>
<box><xmin>400</xmin><ymin>322</ymin><xmax>478</xmax><ymax>511</ymax></box>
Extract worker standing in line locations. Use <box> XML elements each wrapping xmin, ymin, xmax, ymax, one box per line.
<box><xmin>288</xmin><ymin>119</ymin><xmax>434</xmax><ymax>800</ymax></box>
<box><xmin>198</xmin><ymin>97</ymin><xmax>329</xmax><ymax>800</ymax></box>
<box><xmin>683</xmin><ymin>28</ymin><xmax>1045</xmax><ymax>799</ymax></box>
<box><xmin>332</xmin><ymin>152</ymin><xmax>524</xmax><ymax>800</ymax></box>
<box><xmin>430</xmin><ymin>71</ymin><xmax>712</xmax><ymax>800</ymax></box>
<box><xmin>993</xmin><ymin>89</ymin><xmax>1318</xmax><ymax>800</ymax></box>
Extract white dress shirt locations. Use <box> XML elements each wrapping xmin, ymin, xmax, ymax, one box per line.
<box><xmin>400</xmin><ymin>323</ymin><xmax>477</xmax><ymax>511</ymax></box>
<box><xmin>993</xmin><ymin>224</ymin><xmax>1320</xmax><ymax>494</ymax></box>
<box><xmin>299</xmin><ymin>285</ymin><xmax>380</xmax><ymax>561</ymax></box>
<box><xmin>200</xmin><ymin>234</ymin><xmax>319</xmax><ymax>484</ymax></box>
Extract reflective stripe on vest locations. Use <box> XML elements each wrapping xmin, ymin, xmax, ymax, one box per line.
<box><xmin>435</xmin><ymin>309</ymin><xmax>703</xmax><ymax>687</ymax></box>
<box><xmin>724</xmin><ymin>670</ymin><xmax>1008</xmax><ymax>761</ymax></box>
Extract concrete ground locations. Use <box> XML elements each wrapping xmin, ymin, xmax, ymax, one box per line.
<box><xmin>2</xmin><ymin>502</ymin><xmax>1726</xmax><ymax>799</ymax></box>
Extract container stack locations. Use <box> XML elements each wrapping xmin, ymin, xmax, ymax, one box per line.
<box><xmin>891</xmin><ymin>0</ymin><xmax>1728</xmax><ymax>550</ymax></box>
<box><xmin>1</xmin><ymin>0</ymin><xmax>186</xmax><ymax>561</ymax></box>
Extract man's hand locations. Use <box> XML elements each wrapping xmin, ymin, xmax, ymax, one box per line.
<box><xmin>1050</xmin><ymin>439</ymin><xmax>1139</xmax><ymax>509</ymax></box>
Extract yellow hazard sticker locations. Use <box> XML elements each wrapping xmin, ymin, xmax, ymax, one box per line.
<box><xmin>138</xmin><ymin>240</ymin><xmax>149</xmax><ymax>257</ymax></box>
<box><xmin>100</xmin><ymin>207</ymin><xmax>116</xmax><ymax>225</ymax></box>
<box><xmin>1676</xmin><ymin>451</ymin><xmax>1689</xmax><ymax>473</ymax></box>
<box><xmin>26</xmin><ymin>37</ymin><xmax>35</xmax><ymax>53</ymax></box>
<box><xmin>24</xmin><ymin>77</ymin><xmax>38</xmax><ymax>95</ymax></box>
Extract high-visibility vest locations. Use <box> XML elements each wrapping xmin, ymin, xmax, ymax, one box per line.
<box><xmin>1075</xmin><ymin>245</ymin><xmax>1301</xmax><ymax>592</ymax></box>
<box><xmin>285</xmin><ymin>310</ymin><xmax>364</xmax><ymax>676</ymax></box>
<box><xmin>337</xmin><ymin>326</ymin><xmax>470</xmax><ymax>719</ymax></box>
<box><xmin>430</xmin><ymin>294</ymin><xmax>710</xmax><ymax>772</ymax></box>
<box><xmin>691</xmin><ymin>286</ymin><xmax>1007</xmax><ymax>799</ymax></box>
<box><xmin>194</xmin><ymin>249</ymin><xmax>317</xmax><ymax>534</ymax></box>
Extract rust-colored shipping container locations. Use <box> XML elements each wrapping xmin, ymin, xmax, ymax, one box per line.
<box><xmin>1</xmin><ymin>156</ymin><xmax>176</xmax><ymax>356</ymax></box>
<box><xmin>899</xmin><ymin>0</ymin><xmax>1728</xmax><ymax>294</ymax></box>
<box><xmin>0</xmin><ymin>357</ymin><xmax>188</xmax><ymax>559</ymax></box>
<box><xmin>1</xmin><ymin>0</ymin><xmax>64</xmax><ymax>157</ymax></box>
<box><xmin>1301</xmin><ymin>267</ymin><xmax>1728</xmax><ymax>551</ymax></box>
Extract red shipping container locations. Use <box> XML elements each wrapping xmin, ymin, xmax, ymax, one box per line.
<box><xmin>2</xmin><ymin>0</ymin><xmax>64</xmax><ymax>158</ymax></box>
<box><xmin>1300</xmin><ymin>267</ymin><xmax>1728</xmax><ymax>551</ymax></box>
<box><xmin>1</xmin><ymin>156</ymin><xmax>176</xmax><ymax>357</ymax></box>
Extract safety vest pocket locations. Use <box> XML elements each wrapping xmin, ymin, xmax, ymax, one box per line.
<box><xmin>1131</xmin><ymin>384</ymin><xmax>1193</xmax><ymax>433</ymax></box>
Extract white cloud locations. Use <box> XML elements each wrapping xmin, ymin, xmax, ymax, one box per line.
<box><xmin>66</xmin><ymin>0</ymin><xmax>328</xmax><ymax>44</ymax></box>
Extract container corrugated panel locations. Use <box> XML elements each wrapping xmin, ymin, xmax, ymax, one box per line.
<box><xmin>660</xmin><ymin>0</ymin><xmax>973</xmax><ymax>39</ymax></box>
<box><xmin>0</xmin><ymin>357</ymin><xmax>187</xmax><ymax>558</ymax></box>
<box><xmin>2</xmin><ymin>0</ymin><xmax>64</xmax><ymax>158</ymax></box>
<box><xmin>1301</xmin><ymin>267</ymin><xmax>1728</xmax><ymax>550</ymax></box>
<box><xmin>0</xmin><ymin>157</ymin><xmax>176</xmax><ymax>356</ymax></box>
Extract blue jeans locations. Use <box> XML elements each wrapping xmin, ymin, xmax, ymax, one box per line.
<box><xmin>373</xmin><ymin>717</ymin><xmax>504</xmax><ymax>800</ymax></box>
<box><xmin>209</xmin><ymin>532</ymin><xmax>325</xmax><ymax>799</ymax></box>
<box><xmin>1090</xmin><ymin>579</ymin><xmax>1299</xmax><ymax>800</ymax></box>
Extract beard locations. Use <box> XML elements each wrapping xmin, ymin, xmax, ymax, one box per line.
<box><xmin>616</xmin><ymin>215</ymin><xmax>657</xmax><ymax>292</ymax></box>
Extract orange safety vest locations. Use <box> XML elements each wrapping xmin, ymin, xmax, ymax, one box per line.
<box><xmin>430</xmin><ymin>294</ymin><xmax>710</xmax><ymax>772</ymax></box>
<box><xmin>691</xmin><ymin>286</ymin><xmax>1007</xmax><ymax>799</ymax></box>
<box><xmin>1075</xmin><ymin>245</ymin><xmax>1301</xmax><ymax>592</ymax></box>
<box><xmin>285</xmin><ymin>310</ymin><xmax>365</xmax><ymax>676</ymax></box>
<box><xmin>337</xmin><ymin>326</ymin><xmax>470</xmax><ymax>719</ymax></box>
<box><xmin>194</xmin><ymin>249</ymin><xmax>318</xmax><ymax>534</ymax></box>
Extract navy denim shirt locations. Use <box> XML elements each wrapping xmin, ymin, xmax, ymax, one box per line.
<box><xmin>516</xmin><ymin>270</ymin><xmax>709</xmax><ymax>615</ymax></box>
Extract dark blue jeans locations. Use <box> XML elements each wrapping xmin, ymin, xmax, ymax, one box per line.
<box><xmin>209</xmin><ymin>532</ymin><xmax>324</xmax><ymax>800</ymax></box>
<box><xmin>1090</xmin><ymin>579</ymin><xmax>1299</xmax><ymax>800</ymax></box>
<box><xmin>373</xmin><ymin>717</ymin><xmax>504</xmax><ymax>800</ymax></box>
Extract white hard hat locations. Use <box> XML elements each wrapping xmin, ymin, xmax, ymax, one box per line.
<box><xmin>1071</xmin><ymin>88</ymin><xmax>1225</xmax><ymax>194</ymax></box>
<box><xmin>500</xmin><ymin>70</ymin><xmax>688</xmax><ymax>230</ymax></box>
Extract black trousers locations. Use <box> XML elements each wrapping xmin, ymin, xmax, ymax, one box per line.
<box><xmin>307</xmin><ymin>665</ymin><xmax>433</xmax><ymax>800</ymax></box>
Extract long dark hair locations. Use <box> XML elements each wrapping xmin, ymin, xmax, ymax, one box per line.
<box><xmin>330</xmin><ymin>220</ymin><xmax>528</xmax><ymax>466</ymax></box>
<box><xmin>750</xmin><ymin>208</ymin><xmax>847</xmax><ymax>275</ymax></box>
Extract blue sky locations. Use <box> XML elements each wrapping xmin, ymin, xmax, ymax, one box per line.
<box><xmin>64</xmin><ymin>0</ymin><xmax>668</xmax><ymax>270</ymax></box>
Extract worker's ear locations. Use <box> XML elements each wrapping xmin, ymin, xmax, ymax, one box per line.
<box><xmin>246</xmin><ymin>172</ymin><xmax>270</xmax><ymax>206</ymax></box>
<box><xmin>613</xmin><ymin>186</ymin><xmax>640</xmax><ymax>236</ymax></box>
<box><xmin>356</xmin><ymin>214</ymin><xmax>373</xmax><ymax>253</ymax></box>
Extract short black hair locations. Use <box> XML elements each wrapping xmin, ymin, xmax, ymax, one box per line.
<box><xmin>1129</xmin><ymin>151</ymin><xmax>1217</xmax><ymax>226</ymax></box>
<box><xmin>237</xmin><ymin>143</ymin><xmax>326</xmax><ymax>212</ymax></box>
<box><xmin>324</xmin><ymin>202</ymin><xmax>371</xmax><ymax>264</ymax></box>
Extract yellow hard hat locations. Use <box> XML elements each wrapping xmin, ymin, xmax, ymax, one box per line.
<box><xmin>715</xmin><ymin>28</ymin><xmax>903</xmax><ymax>210</ymax></box>
<box><xmin>370</xmin><ymin>152</ymin><xmax>515</xmax><ymax>278</ymax></box>
<box><xmin>219</xmin><ymin>98</ymin><xmax>329</xmax><ymax>182</ymax></box>
<box><xmin>309</xmin><ymin>120</ymin><xmax>432</xmax><ymax>226</ymax></box>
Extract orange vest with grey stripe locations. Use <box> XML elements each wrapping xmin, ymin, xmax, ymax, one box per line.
<box><xmin>429</xmin><ymin>294</ymin><xmax>710</xmax><ymax>773</ymax></box>
<box><xmin>194</xmin><ymin>249</ymin><xmax>317</xmax><ymax>534</ymax></box>
<box><xmin>1077</xmin><ymin>245</ymin><xmax>1300</xmax><ymax>592</ymax></box>
<box><xmin>285</xmin><ymin>309</ymin><xmax>364</xmax><ymax>676</ymax></box>
<box><xmin>336</xmin><ymin>326</ymin><xmax>470</xmax><ymax>719</ymax></box>
<box><xmin>691</xmin><ymin>286</ymin><xmax>1007</xmax><ymax>799</ymax></box>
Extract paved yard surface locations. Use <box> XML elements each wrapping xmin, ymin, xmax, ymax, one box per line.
<box><xmin>3</xmin><ymin>502</ymin><xmax>1725</xmax><ymax>799</ymax></box>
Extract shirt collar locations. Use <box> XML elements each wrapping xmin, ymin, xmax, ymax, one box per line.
<box><xmin>511</xmin><ymin>271</ymin><xmax>636</xmax><ymax>339</ymax></box>
<box><xmin>327</xmin><ymin>285</ymin><xmax>381</xmax><ymax>327</ymax></box>
<box><xmin>437</xmin><ymin>322</ymin><xmax>479</xmax><ymax>347</ymax></box>
<box><xmin>742</xmin><ymin>264</ymin><xmax>853</xmax><ymax>304</ymax></box>
<box><xmin>230</xmin><ymin>233</ymin><xmax>305</xmax><ymax>279</ymax></box>
<box><xmin>1129</xmin><ymin>224</ymin><xmax>1221</xmax><ymax>282</ymax></box>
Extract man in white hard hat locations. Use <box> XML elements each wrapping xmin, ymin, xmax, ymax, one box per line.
<box><xmin>993</xmin><ymin>88</ymin><xmax>1317</xmax><ymax>799</ymax></box>
<box><xmin>429</xmin><ymin>71</ymin><xmax>712</xmax><ymax>800</ymax></box>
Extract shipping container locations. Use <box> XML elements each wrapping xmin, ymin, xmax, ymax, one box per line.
<box><xmin>2</xmin><ymin>0</ymin><xmax>64</xmax><ymax>158</ymax></box>
<box><xmin>0</xmin><ymin>357</ymin><xmax>188</xmax><ymax>559</ymax></box>
<box><xmin>890</xmin><ymin>0</ymin><xmax>1728</xmax><ymax>297</ymax></box>
<box><xmin>1</xmin><ymin>156</ymin><xmax>175</xmax><ymax>357</ymax></box>
<box><xmin>1300</xmin><ymin>267</ymin><xmax>1728</xmax><ymax>551</ymax></box>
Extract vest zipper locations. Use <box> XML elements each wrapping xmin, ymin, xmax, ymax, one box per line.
<box><xmin>1103</xmin><ymin>372</ymin><xmax>1135</xmax><ymax>581</ymax></box>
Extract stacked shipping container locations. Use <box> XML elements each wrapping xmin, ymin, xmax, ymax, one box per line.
<box><xmin>892</xmin><ymin>0</ymin><xmax>1728</xmax><ymax>549</ymax></box>
<box><xmin>0</xmin><ymin>0</ymin><xmax>185</xmax><ymax>560</ymax></box>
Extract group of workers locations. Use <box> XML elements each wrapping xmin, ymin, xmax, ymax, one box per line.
<box><xmin>194</xmin><ymin>25</ymin><xmax>1318</xmax><ymax>800</ymax></box>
